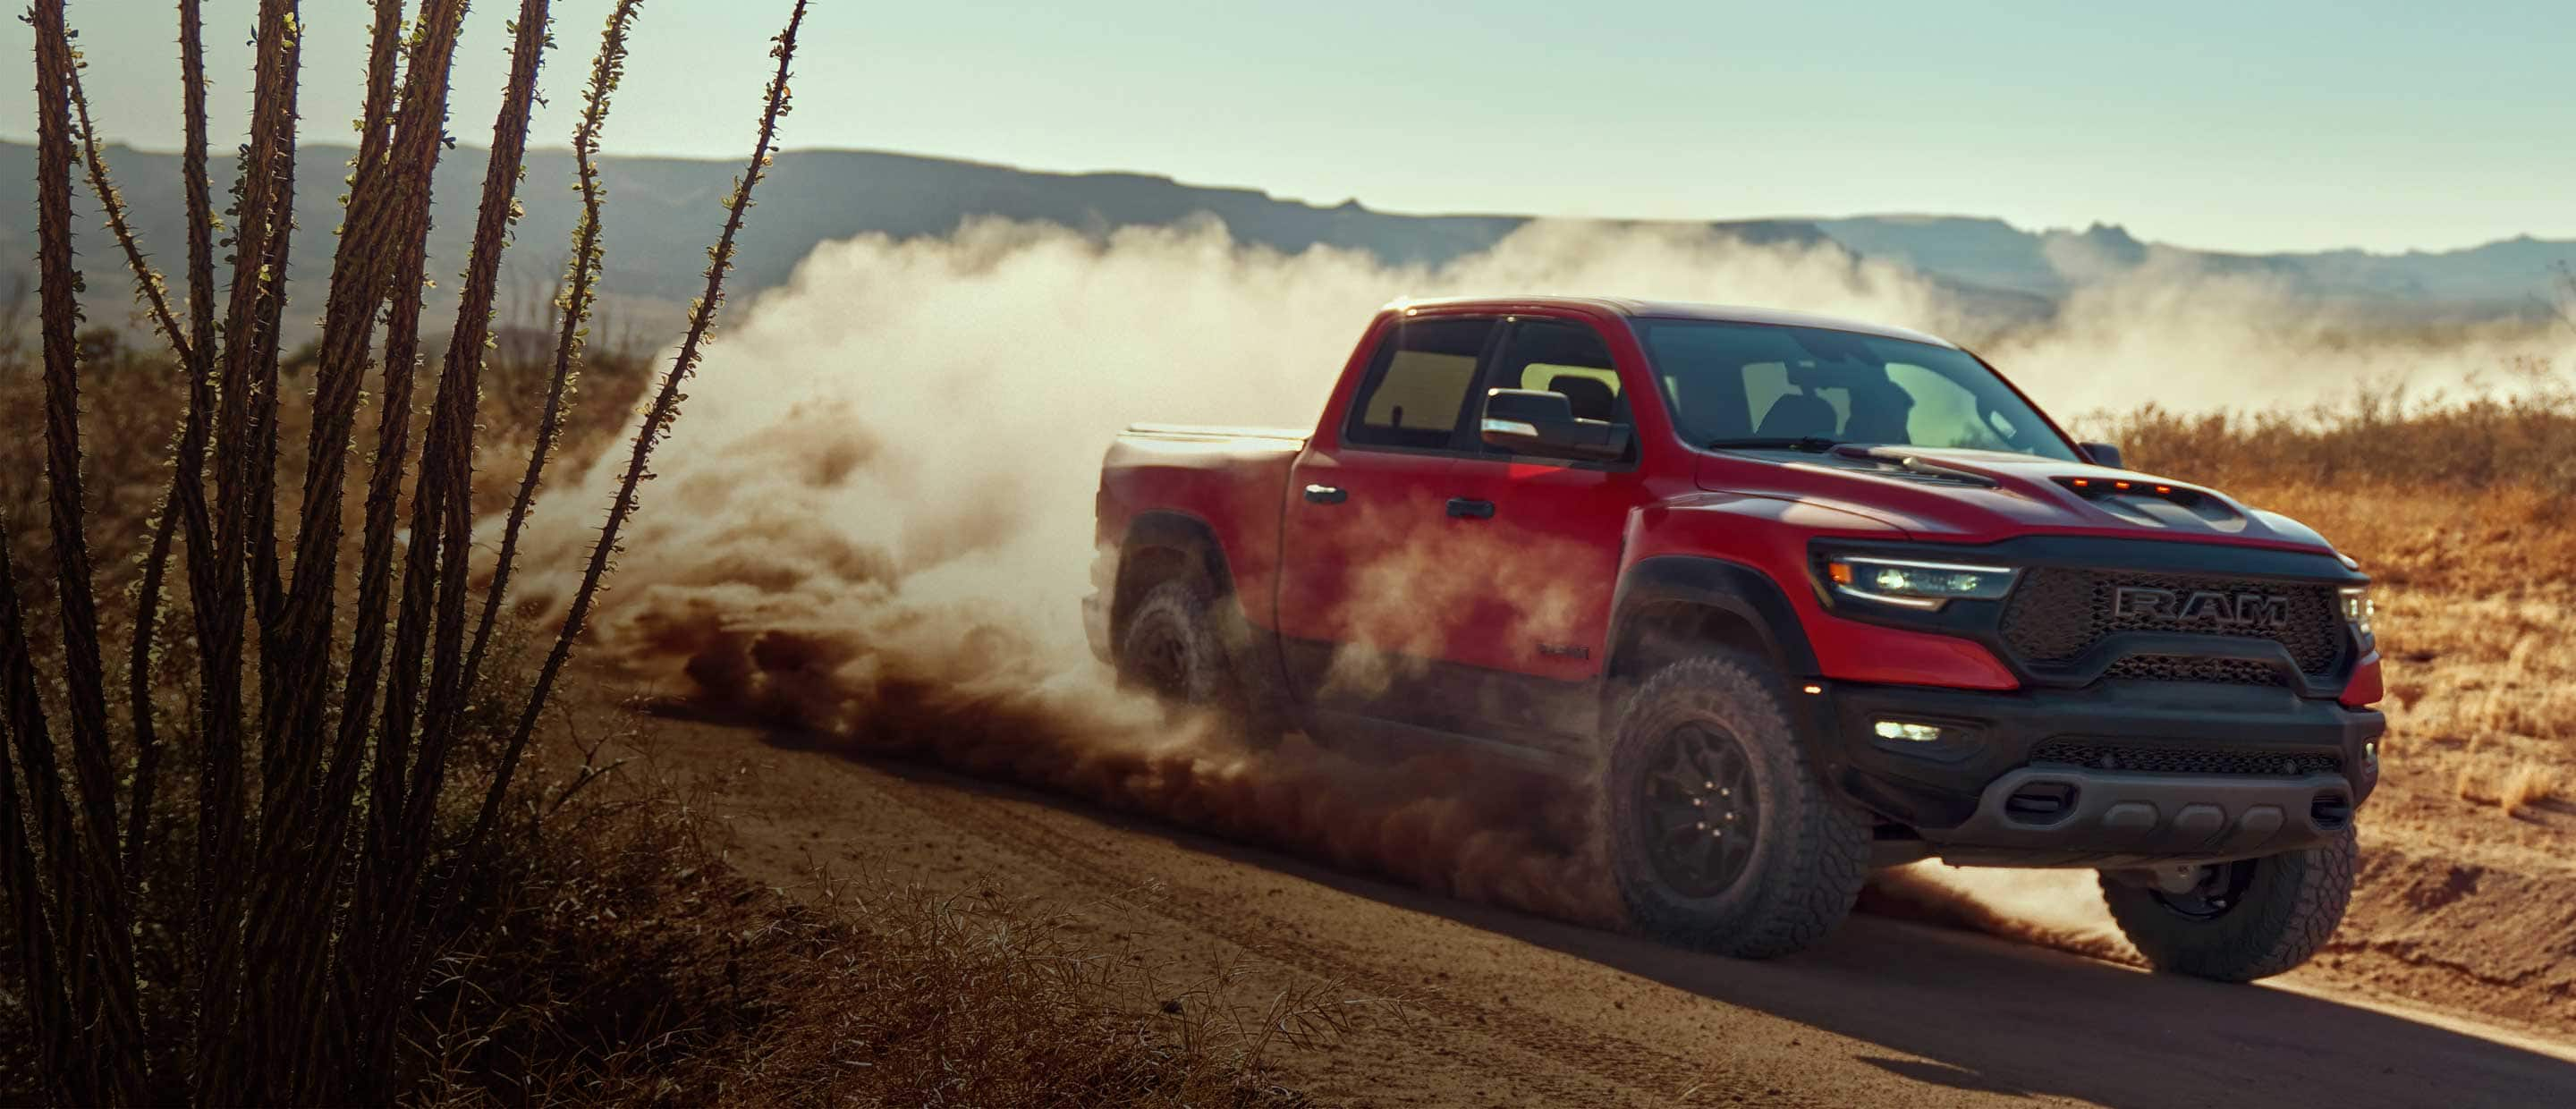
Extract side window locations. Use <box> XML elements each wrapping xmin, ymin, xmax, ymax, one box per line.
<box><xmin>1344</xmin><ymin>317</ymin><xmax>1496</xmax><ymax>451</ymax></box>
<box><xmin>1479</xmin><ymin>318</ymin><xmax>1632</xmax><ymax>460</ymax></box>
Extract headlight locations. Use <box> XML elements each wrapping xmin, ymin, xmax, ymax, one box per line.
<box><xmin>1823</xmin><ymin>554</ymin><xmax>2017</xmax><ymax>611</ymax></box>
<box><xmin>2340</xmin><ymin>586</ymin><xmax>2375</xmax><ymax>646</ymax></box>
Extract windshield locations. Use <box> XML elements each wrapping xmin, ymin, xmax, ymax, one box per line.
<box><xmin>1633</xmin><ymin>319</ymin><xmax>2080</xmax><ymax>461</ymax></box>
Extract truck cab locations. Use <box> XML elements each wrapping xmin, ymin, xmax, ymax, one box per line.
<box><xmin>1089</xmin><ymin>296</ymin><xmax>2383</xmax><ymax>978</ymax></box>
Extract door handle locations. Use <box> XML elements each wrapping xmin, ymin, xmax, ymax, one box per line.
<box><xmin>1303</xmin><ymin>484</ymin><xmax>1346</xmax><ymax>504</ymax></box>
<box><xmin>1445</xmin><ymin>497</ymin><xmax>1496</xmax><ymax>520</ymax></box>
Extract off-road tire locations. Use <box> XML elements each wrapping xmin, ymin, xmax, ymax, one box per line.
<box><xmin>2097</xmin><ymin>827</ymin><xmax>2357</xmax><ymax>982</ymax></box>
<box><xmin>1601</xmin><ymin>653</ymin><xmax>1871</xmax><ymax>959</ymax></box>
<box><xmin>1117</xmin><ymin>580</ymin><xmax>1272</xmax><ymax>747</ymax></box>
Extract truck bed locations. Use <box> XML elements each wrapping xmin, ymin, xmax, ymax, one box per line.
<box><xmin>1089</xmin><ymin>422</ymin><xmax>1312</xmax><ymax>656</ymax></box>
<box><xmin>1121</xmin><ymin>422</ymin><xmax>1312</xmax><ymax>443</ymax></box>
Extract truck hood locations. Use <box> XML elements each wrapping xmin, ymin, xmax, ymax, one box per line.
<box><xmin>1695</xmin><ymin>444</ymin><xmax>2338</xmax><ymax>554</ymax></box>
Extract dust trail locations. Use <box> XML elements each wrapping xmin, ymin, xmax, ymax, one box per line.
<box><xmin>503</xmin><ymin>216</ymin><xmax>2558</xmax><ymax>939</ymax></box>
<box><xmin>1861</xmin><ymin>864</ymin><xmax>2140</xmax><ymax>965</ymax></box>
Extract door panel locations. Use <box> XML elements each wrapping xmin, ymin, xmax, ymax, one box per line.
<box><xmin>1273</xmin><ymin>314</ymin><xmax>1499</xmax><ymax>730</ymax></box>
<box><xmin>1439</xmin><ymin>460</ymin><xmax>1632</xmax><ymax>682</ymax></box>
<box><xmin>1275</xmin><ymin>449</ymin><xmax>1459</xmax><ymax>724</ymax></box>
<box><xmin>1439</xmin><ymin>317</ymin><xmax>1652</xmax><ymax>746</ymax></box>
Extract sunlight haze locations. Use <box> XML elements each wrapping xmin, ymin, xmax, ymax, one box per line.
<box><xmin>3</xmin><ymin>0</ymin><xmax>2567</xmax><ymax>253</ymax></box>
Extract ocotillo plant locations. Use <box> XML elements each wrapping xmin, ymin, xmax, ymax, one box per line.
<box><xmin>1</xmin><ymin>0</ymin><xmax>809</xmax><ymax>1103</ymax></box>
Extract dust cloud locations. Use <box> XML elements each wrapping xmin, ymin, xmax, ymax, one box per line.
<box><xmin>1862</xmin><ymin>864</ymin><xmax>2139</xmax><ymax>964</ymax></box>
<box><xmin>504</xmin><ymin>216</ymin><xmax>2551</xmax><ymax>949</ymax></box>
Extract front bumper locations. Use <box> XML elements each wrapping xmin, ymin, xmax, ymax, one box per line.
<box><xmin>1808</xmin><ymin>678</ymin><xmax>2383</xmax><ymax>868</ymax></box>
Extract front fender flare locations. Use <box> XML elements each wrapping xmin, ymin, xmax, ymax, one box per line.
<box><xmin>1608</xmin><ymin>554</ymin><xmax>1819</xmax><ymax>677</ymax></box>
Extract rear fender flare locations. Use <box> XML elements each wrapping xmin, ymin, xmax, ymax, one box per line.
<box><xmin>1112</xmin><ymin>512</ymin><xmax>1295</xmax><ymax>736</ymax></box>
<box><xmin>1112</xmin><ymin>510</ymin><xmax>1238</xmax><ymax>644</ymax></box>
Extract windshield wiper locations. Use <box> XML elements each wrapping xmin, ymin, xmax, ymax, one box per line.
<box><xmin>1706</xmin><ymin>436</ymin><xmax>1848</xmax><ymax>453</ymax></box>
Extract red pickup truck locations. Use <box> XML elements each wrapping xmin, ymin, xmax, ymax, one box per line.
<box><xmin>1086</xmin><ymin>297</ymin><xmax>2383</xmax><ymax>980</ymax></box>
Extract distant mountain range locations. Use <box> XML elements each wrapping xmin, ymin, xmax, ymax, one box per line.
<box><xmin>5</xmin><ymin>140</ymin><xmax>2570</xmax><ymax>338</ymax></box>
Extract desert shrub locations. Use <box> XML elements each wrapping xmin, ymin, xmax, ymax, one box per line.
<box><xmin>0</xmin><ymin>1</ymin><xmax>806</xmax><ymax>1103</ymax></box>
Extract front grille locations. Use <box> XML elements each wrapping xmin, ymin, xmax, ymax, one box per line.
<box><xmin>2029</xmin><ymin>740</ymin><xmax>2342</xmax><ymax>777</ymax></box>
<box><xmin>1999</xmin><ymin>567</ymin><xmax>2343</xmax><ymax>676</ymax></box>
<box><xmin>2102</xmin><ymin>654</ymin><xmax>2281</xmax><ymax>687</ymax></box>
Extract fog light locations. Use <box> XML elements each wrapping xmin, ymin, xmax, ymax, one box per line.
<box><xmin>1873</xmin><ymin>720</ymin><xmax>1945</xmax><ymax>743</ymax></box>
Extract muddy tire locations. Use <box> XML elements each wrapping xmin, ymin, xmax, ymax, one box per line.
<box><xmin>1601</xmin><ymin>653</ymin><xmax>1871</xmax><ymax>959</ymax></box>
<box><xmin>1117</xmin><ymin>580</ymin><xmax>1272</xmax><ymax>747</ymax></box>
<box><xmin>2097</xmin><ymin>828</ymin><xmax>2356</xmax><ymax>982</ymax></box>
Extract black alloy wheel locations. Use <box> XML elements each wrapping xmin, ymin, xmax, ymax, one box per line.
<box><xmin>1129</xmin><ymin>619</ymin><xmax>1196</xmax><ymax>701</ymax></box>
<box><xmin>1640</xmin><ymin>723</ymin><xmax>1763</xmax><ymax>897</ymax></box>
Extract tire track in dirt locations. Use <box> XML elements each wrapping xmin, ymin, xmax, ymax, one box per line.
<box><xmin>858</xmin><ymin>761</ymin><xmax>1742</xmax><ymax>1105</ymax></box>
<box><xmin>640</xmin><ymin>703</ymin><xmax>2576</xmax><ymax>1108</ymax></box>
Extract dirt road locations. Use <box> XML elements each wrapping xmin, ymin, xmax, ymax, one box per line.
<box><xmin>634</xmin><ymin>710</ymin><xmax>2576</xmax><ymax>1107</ymax></box>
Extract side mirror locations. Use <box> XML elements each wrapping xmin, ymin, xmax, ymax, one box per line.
<box><xmin>2080</xmin><ymin>442</ymin><xmax>2124</xmax><ymax>470</ymax></box>
<box><xmin>1480</xmin><ymin>388</ymin><xmax>1631</xmax><ymax>462</ymax></box>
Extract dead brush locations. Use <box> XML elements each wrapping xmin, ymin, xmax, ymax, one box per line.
<box><xmin>2455</xmin><ymin>759</ymin><xmax>2565</xmax><ymax>819</ymax></box>
<box><xmin>2463</xmin><ymin>635</ymin><xmax>2546</xmax><ymax>749</ymax></box>
<box><xmin>2502</xmin><ymin>762</ymin><xmax>2563</xmax><ymax>819</ymax></box>
<box><xmin>2087</xmin><ymin>347</ymin><xmax>2576</xmax><ymax>496</ymax></box>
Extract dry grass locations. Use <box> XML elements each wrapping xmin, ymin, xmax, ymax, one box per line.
<box><xmin>0</xmin><ymin>320</ymin><xmax>657</xmax><ymax>612</ymax></box>
<box><xmin>2091</xmin><ymin>354</ymin><xmax>2576</xmax><ymax>492</ymax></box>
<box><xmin>2452</xmin><ymin>759</ymin><xmax>2563</xmax><ymax>818</ymax></box>
<box><xmin>2502</xmin><ymin>763</ymin><xmax>2562</xmax><ymax>819</ymax></box>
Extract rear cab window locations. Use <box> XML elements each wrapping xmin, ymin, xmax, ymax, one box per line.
<box><xmin>1343</xmin><ymin>316</ymin><xmax>1499</xmax><ymax>452</ymax></box>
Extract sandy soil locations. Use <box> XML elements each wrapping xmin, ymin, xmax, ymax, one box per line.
<box><xmin>614</xmin><ymin>704</ymin><xmax>2576</xmax><ymax>1108</ymax></box>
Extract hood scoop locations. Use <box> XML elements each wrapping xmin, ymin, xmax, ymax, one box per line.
<box><xmin>2055</xmin><ymin>475</ymin><xmax>2250</xmax><ymax>532</ymax></box>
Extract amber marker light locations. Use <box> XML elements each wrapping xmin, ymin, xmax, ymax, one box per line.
<box><xmin>1828</xmin><ymin>563</ymin><xmax>1854</xmax><ymax>585</ymax></box>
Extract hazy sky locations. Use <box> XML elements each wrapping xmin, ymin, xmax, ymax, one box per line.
<box><xmin>5</xmin><ymin>0</ymin><xmax>2567</xmax><ymax>253</ymax></box>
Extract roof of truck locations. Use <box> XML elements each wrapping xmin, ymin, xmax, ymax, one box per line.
<box><xmin>1387</xmin><ymin>296</ymin><xmax>1959</xmax><ymax>350</ymax></box>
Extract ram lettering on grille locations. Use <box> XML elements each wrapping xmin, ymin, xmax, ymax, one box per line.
<box><xmin>2110</xmin><ymin>587</ymin><xmax>2294</xmax><ymax>630</ymax></box>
